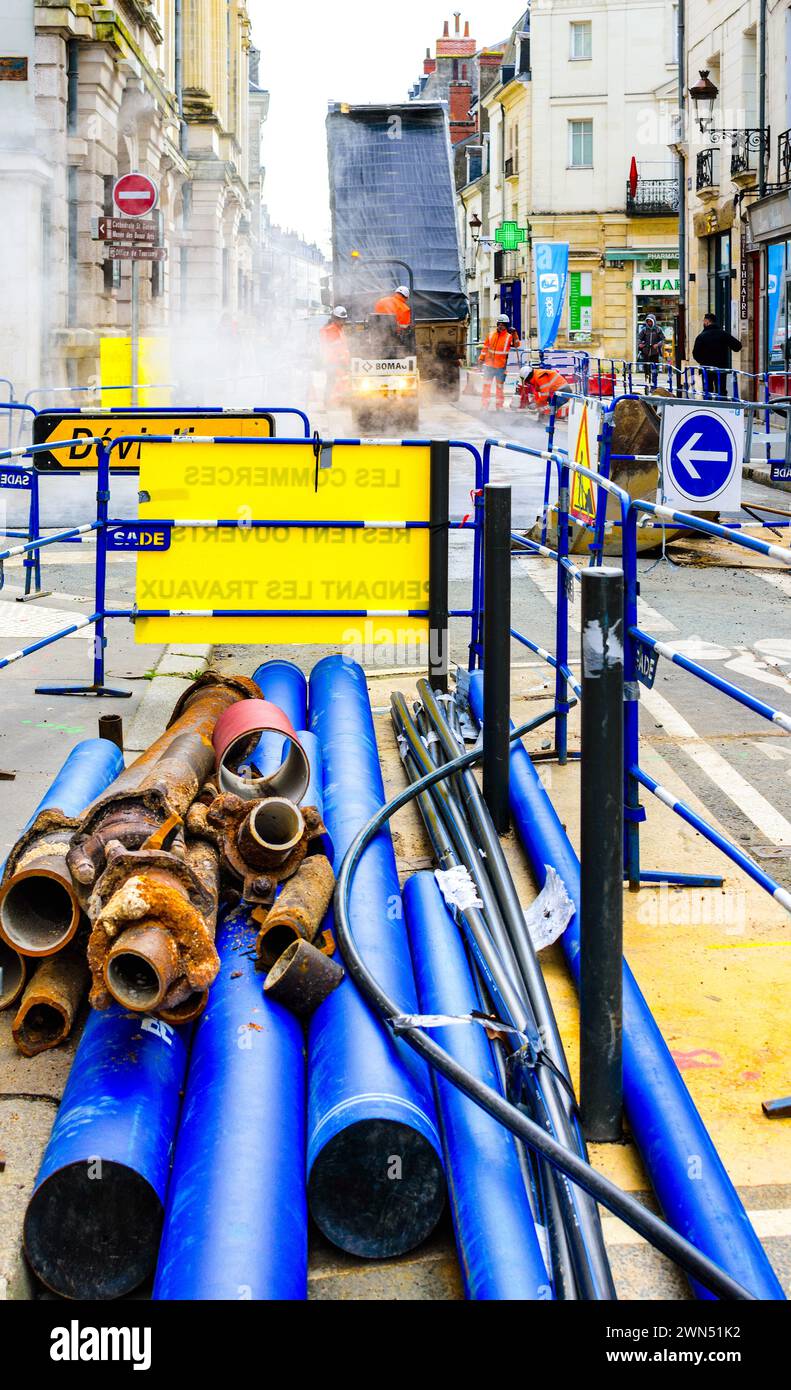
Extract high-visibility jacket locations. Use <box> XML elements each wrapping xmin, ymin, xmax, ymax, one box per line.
<box><xmin>524</xmin><ymin>367</ymin><xmax>568</xmax><ymax>408</ymax></box>
<box><xmin>320</xmin><ymin>319</ymin><xmax>350</xmax><ymax>366</ymax></box>
<box><xmin>479</xmin><ymin>327</ymin><xmax>520</xmax><ymax>369</ymax></box>
<box><xmin>373</xmin><ymin>293</ymin><xmax>412</xmax><ymax>328</ymax></box>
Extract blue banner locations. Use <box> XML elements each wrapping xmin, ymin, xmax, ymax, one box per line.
<box><xmin>533</xmin><ymin>241</ymin><xmax>569</xmax><ymax>351</ymax></box>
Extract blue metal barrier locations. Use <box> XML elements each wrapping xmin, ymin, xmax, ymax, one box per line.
<box><xmin>0</xmin><ymin>431</ymin><xmax>481</xmax><ymax>699</ymax></box>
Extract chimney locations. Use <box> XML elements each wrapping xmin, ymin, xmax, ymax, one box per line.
<box><xmin>443</xmin><ymin>21</ymin><xmax>449</xmax><ymax>37</ymax></box>
<box><xmin>454</xmin><ymin>12</ymin><xmax>460</xmax><ymax>34</ymax></box>
<box><xmin>426</xmin><ymin>47</ymin><xmax>431</xmax><ymax>59</ymax></box>
<box><xmin>464</xmin><ymin>21</ymin><xmax>470</xmax><ymax>38</ymax></box>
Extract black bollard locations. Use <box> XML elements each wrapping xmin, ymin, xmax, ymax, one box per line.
<box><xmin>580</xmin><ymin>566</ymin><xmax>624</xmax><ymax>1142</ymax></box>
<box><xmin>428</xmin><ymin>440</ymin><xmax>450</xmax><ymax>692</ymax></box>
<box><xmin>483</xmin><ymin>483</ymin><xmax>511</xmax><ymax>834</ymax></box>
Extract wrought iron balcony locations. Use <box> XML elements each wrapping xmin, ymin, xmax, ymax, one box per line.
<box><xmin>730</xmin><ymin>129</ymin><xmax>764</xmax><ymax>181</ymax></box>
<box><xmin>778</xmin><ymin>128</ymin><xmax>791</xmax><ymax>185</ymax></box>
<box><xmin>696</xmin><ymin>147</ymin><xmax>719</xmax><ymax>193</ymax></box>
<box><xmin>493</xmin><ymin>249</ymin><xmax>522</xmax><ymax>281</ymax></box>
<box><xmin>626</xmin><ymin>177</ymin><xmax>680</xmax><ymax>217</ymax></box>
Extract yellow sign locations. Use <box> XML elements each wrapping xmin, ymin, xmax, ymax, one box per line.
<box><xmin>569</xmin><ymin>402</ymin><xmax>599</xmax><ymax>524</ymax></box>
<box><xmin>100</xmin><ymin>336</ymin><xmax>172</xmax><ymax>407</ymax></box>
<box><xmin>32</xmin><ymin>412</ymin><xmax>274</xmax><ymax>470</ymax></box>
<box><xmin>135</xmin><ymin>441</ymin><xmax>431</xmax><ymax>647</ymax></box>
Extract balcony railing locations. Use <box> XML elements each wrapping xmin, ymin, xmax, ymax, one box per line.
<box><xmin>626</xmin><ymin>177</ymin><xmax>680</xmax><ymax>217</ymax></box>
<box><xmin>696</xmin><ymin>147</ymin><xmax>719</xmax><ymax>192</ymax></box>
<box><xmin>730</xmin><ymin>129</ymin><xmax>764</xmax><ymax>180</ymax></box>
<box><xmin>778</xmin><ymin>128</ymin><xmax>791</xmax><ymax>184</ymax></box>
<box><xmin>494</xmin><ymin>249</ymin><xmax>522</xmax><ymax>281</ymax></box>
<box><xmin>504</xmin><ymin>156</ymin><xmax>518</xmax><ymax>178</ymax></box>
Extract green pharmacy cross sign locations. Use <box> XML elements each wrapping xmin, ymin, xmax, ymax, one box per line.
<box><xmin>494</xmin><ymin>221</ymin><xmax>528</xmax><ymax>251</ymax></box>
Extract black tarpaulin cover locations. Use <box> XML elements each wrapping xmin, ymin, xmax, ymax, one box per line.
<box><xmin>327</xmin><ymin>103</ymin><xmax>468</xmax><ymax>323</ymax></box>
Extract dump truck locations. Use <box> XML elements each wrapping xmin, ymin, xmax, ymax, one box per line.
<box><xmin>326</xmin><ymin>101</ymin><xmax>469</xmax><ymax>430</ymax></box>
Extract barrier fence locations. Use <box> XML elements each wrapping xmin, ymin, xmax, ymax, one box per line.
<box><xmin>472</xmin><ymin>421</ymin><xmax>791</xmax><ymax>918</ymax></box>
<box><xmin>1</xmin><ymin>405</ymin><xmax>790</xmax><ymax>917</ymax></box>
<box><xmin>0</xmin><ymin>404</ymin><xmax>313</xmax><ymax>597</ymax></box>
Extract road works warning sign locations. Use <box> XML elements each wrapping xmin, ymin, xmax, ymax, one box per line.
<box><xmin>32</xmin><ymin>413</ymin><xmax>275</xmax><ymax>469</ymax></box>
<box><xmin>135</xmin><ymin>440</ymin><xmax>432</xmax><ymax>648</ymax></box>
<box><xmin>568</xmin><ymin>399</ymin><xmax>601</xmax><ymax>524</ymax></box>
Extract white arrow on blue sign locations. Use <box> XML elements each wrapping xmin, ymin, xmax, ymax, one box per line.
<box><xmin>660</xmin><ymin>404</ymin><xmax>745</xmax><ymax>512</ymax></box>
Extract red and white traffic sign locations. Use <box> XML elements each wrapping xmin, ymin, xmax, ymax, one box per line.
<box><xmin>112</xmin><ymin>172</ymin><xmax>158</xmax><ymax>219</ymax></box>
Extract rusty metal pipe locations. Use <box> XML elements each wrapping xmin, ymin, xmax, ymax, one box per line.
<box><xmin>0</xmin><ymin>941</ymin><xmax>27</xmax><ymax>1011</ymax></box>
<box><xmin>255</xmin><ymin>854</ymin><xmax>335</xmax><ymax>970</ymax></box>
<box><xmin>105</xmin><ymin>924</ymin><xmax>180</xmax><ymax>1013</ymax></box>
<box><xmin>68</xmin><ymin>672</ymin><xmax>259</xmax><ymax>895</ymax></box>
<box><xmin>264</xmin><ymin>939</ymin><xmax>344</xmax><ymax>1017</ymax></box>
<box><xmin>0</xmin><ymin>842</ymin><xmax>81</xmax><ymax>957</ymax></box>
<box><xmin>12</xmin><ymin>949</ymin><xmax>88</xmax><ymax>1056</ymax></box>
<box><xmin>238</xmin><ymin>797</ymin><xmax>304</xmax><ymax>869</ymax></box>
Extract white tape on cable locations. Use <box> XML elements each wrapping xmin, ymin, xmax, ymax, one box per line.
<box><xmin>434</xmin><ymin>864</ymin><xmax>484</xmax><ymax>912</ymax></box>
<box><xmin>523</xmin><ymin>865</ymin><xmax>575</xmax><ymax>951</ymax></box>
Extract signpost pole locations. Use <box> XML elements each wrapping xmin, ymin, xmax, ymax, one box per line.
<box><xmin>131</xmin><ymin>260</ymin><xmax>140</xmax><ymax>408</ymax></box>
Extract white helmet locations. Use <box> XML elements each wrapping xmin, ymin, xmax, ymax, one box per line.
<box><xmin>395</xmin><ymin>285</ymin><xmax>410</xmax><ymax>298</ymax></box>
<box><xmin>497</xmin><ymin>313</ymin><xmax>510</xmax><ymax>326</ymax></box>
<box><xmin>333</xmin><ymin>306</ymin><xmax>348</xmax><ymax>319</ymax></box>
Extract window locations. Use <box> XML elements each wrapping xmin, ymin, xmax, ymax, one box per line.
<box><xmin>568</xmin><ymin>119</ymin><xmax>593</xmax><ymax>168</ymax></box>
<box><xmin>570</xmin><ymin>21</ymin><xmax>592</xmax><ymax>61</ymax></box>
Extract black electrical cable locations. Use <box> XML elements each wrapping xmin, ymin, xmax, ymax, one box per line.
<box><xmin>394</xmin><ymin>720</ymin><xmax>581</xmax><ymax>1300</ymax></box>
<box><xmin>415</xmin><ymin>684</ymin><xmax>618</xmax><ymax>1300</ymax></box>
<box><xmin>393</xmin><ymin>694</ymin><xmax>614</xmax><ymax>1300</ymax></box>
<box><xmin>332</xmin><ymin>716</ymin><xmax>755</xmax><ymax>1302</ymax></box>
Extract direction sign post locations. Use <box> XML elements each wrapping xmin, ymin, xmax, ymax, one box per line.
<box><xmin>660</xmin><ymin>402</ymin><xmax>745</xmax><ymax>513</ymax></box>
<box><xmin>112</xmin><ymin>174</ymin><xmax>159</xmax><ymax>408</ymax></box>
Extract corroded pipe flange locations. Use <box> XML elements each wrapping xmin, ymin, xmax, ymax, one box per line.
<box><xmin>201</xmin><ymin>794</ymin><xmax>329</xmax><ymax>905</ymax></box>
<box><xmin>86</xmin><ymin>841</ymin><xmax>220</xmax><ymax>1011</ymax></box>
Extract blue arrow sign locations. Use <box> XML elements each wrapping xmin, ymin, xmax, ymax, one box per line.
<box><xmin>664</xmin><ymin>408</ymin><xmax>742</xmax><ymax>507</ymax></box>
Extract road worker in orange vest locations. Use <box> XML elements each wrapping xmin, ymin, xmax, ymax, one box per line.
<box><xmin>320</xmin><ymin>306</ymin><xmax>351</xmax><ymax>406</ymax></box>
<box><xmin>479</xmin><ymin>315</ymin><xmax>520</xmax><ymax>410</ymax></box>
<box><xmin>373</xmin><ymin>285</ymin><xmax>412</xmax><ymax>330</ymax></box>
<box><xmin>518</xmin><ymin>364</ymin><xmax>570</xmax><ymax>416</ymax></box>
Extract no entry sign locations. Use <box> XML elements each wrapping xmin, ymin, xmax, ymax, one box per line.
<box><xmin>113</xmin><ymin>172</ymin><xmax>158</xmax><ymax>219</ymax></box>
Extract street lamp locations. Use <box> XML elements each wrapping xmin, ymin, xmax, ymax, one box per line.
<box><xmin>469</xmin><ymin>212</ymin><xmax>482</xmax><ymax>241</ymax></box>
<box><xmin>688</xmin><ymin>70</ymin><xmax>719</xmax><ymax>134</ymax></box>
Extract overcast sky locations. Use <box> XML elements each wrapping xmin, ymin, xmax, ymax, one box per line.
<box><xmin>247</xmin><ymin>2</ymin><xmax>522</xmax><ymax>250</ymax></box>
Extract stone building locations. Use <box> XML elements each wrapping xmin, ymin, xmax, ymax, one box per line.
<box><xmin>456</xmin><ymin>1</ymin><xmax>680</xmax><ymax>362</ymax></box>
<box><xmin>679</xmin><ymin>0</ymin><xmax>763</xmax><ymax>378</ymax></box>
<box><xmin>0</xmin><ymin>0</ymin><xmax>264</xmax><ymax>396</ymax></box>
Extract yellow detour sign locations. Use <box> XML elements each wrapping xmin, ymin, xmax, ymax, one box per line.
<box><xmin>100</xmin><ymin>336</ymin><xmax>172</xmax><ymax>407</ymax></box>
<box><xmin>568</xmin><ymin>399</ymin><xmax>602</xmax><ymax>525</ymax></box>
<box><xmin>135</xmin><ymin>441</ymin><xmax>431</xmax><ymax>648</ymax></box>
<box><xmin>32</xmin><ymin>412</ymin><xmax>274</xmax><ymax>470</ymax></box>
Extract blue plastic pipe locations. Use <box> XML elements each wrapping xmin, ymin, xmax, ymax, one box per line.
<box><xmin>307</xmin><ymin>655</ymin><xmax>445</xmax><ymax>1257</ymax></box>
<box><xmin>153</xmin><ymin>906</ymin><xmax>307</xmax><ymax>1300</ymax></box>
<box><xmin>24</xmin><ymin>1004</ymin><xmax>191</xmax><ymax>1299</ymax></box>
<box><xmin>404</xmin><ymin>872</ymin><xmax>551</xmax><ymax>1300</ymax></box>
<box><xmin>469</xmin><ymin>670</ymin><xmax>784</xmax><ymax>1301</ymax></box>
<box><xmin>251</xmin><ymin>658</ymin><xmax>308</xmax><ymax>775</ymax></box>
<box><xmin>1</xmin><ymin>738</ymin><xmax>124</xmax><ymax>1004</ymax></box>
<box><xmin>19</xmin><ymin>737</ymin><xmax>124</xmax><ymax>834</ymax></box>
